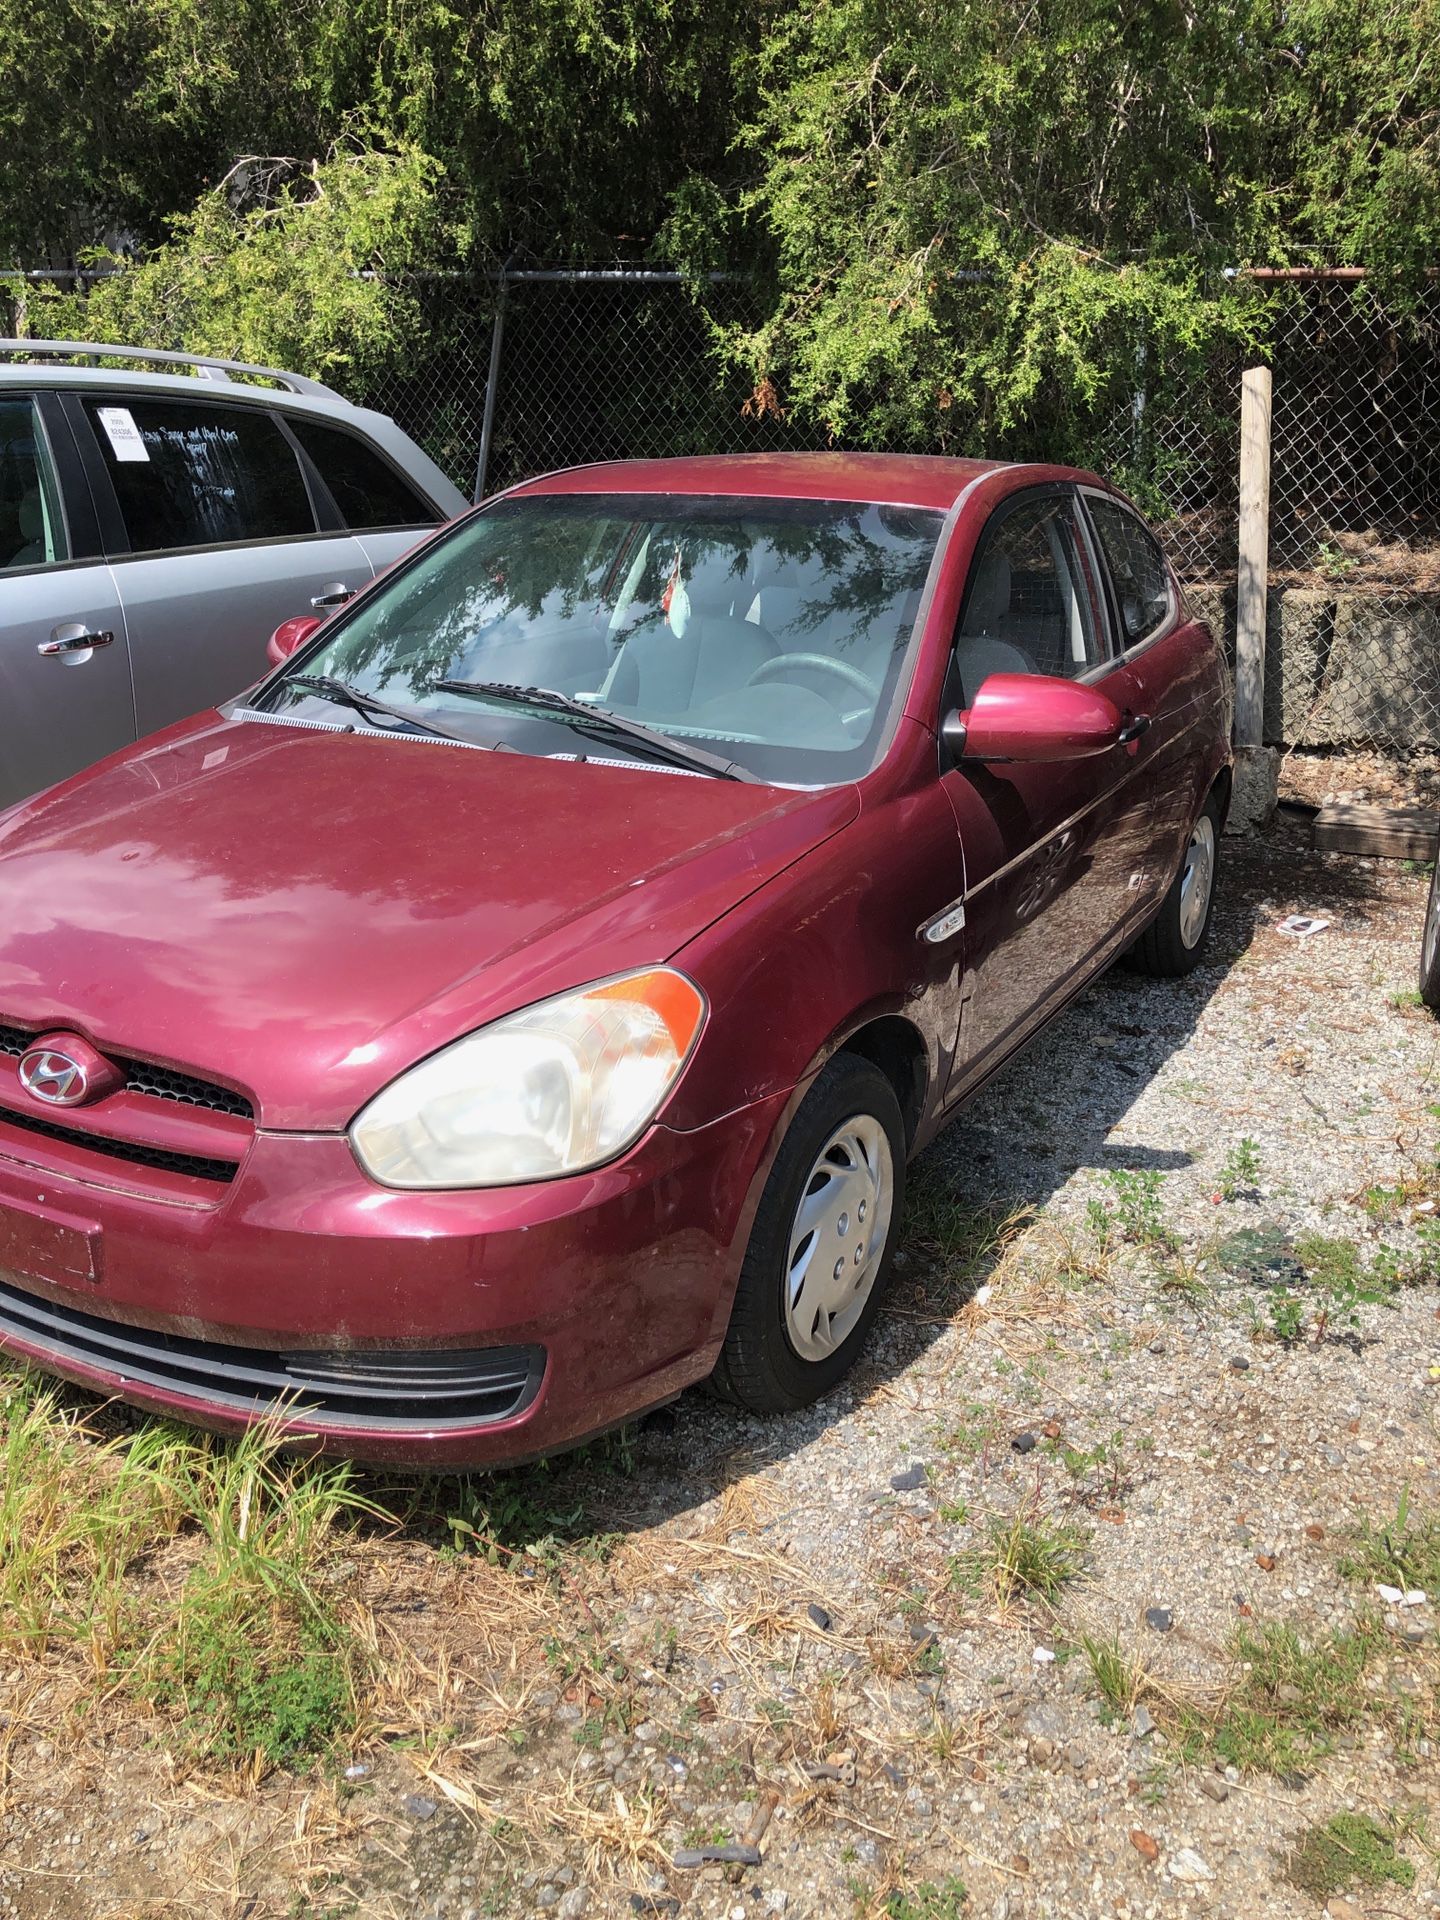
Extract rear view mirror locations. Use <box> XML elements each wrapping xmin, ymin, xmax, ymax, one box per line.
<box><xmin>267</xmin><ymin>615</ymin><xmax>323</xmax><ymax>669</ymax></box>
<box><xmin>947</xmin><ymin>672</ymin><xmax>1126</xmax><ymax>765</ymax></box>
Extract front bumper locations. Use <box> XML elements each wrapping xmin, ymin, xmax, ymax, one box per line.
<box><xmin>0</xmin><ymin>1092</ymin><xmax>790</xmax><ymax>1467</ymax></box>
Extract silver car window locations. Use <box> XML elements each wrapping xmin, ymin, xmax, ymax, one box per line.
<box><xmin>84</xmin><ymin>396</ymin><xmax>316</xmax><ymax>554</ymax></box>
<box><xmin>0</xmin><ymin>397</ymin><xmax>68</xmax><ymax>571</ymax></box>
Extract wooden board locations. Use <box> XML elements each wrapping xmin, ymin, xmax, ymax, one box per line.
<box><xmin>1312</xmin><ymin>802</ymin><xmax>1438</xmax><ymax>861</ymax></box>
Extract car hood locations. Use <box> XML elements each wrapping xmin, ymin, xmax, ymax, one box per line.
<box><xmin>0</xmin><ymin>713</ymin><xmax>858</xmax><ymax>1129</ymax></box>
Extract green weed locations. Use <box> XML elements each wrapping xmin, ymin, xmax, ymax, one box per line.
<box><xmin>1079</xmin><ymin>1631</ymin><xmax>1140</xmax><ymax>1723</ymax></box>
<box><xmin>950</xmin><ymin>1506</ymin><xmax>1087</xmax><ymax>1607</ymax></box>
<box><xmin>1218</xmin><ymin>1138</ymin><xmax>1262</xmax><ymax>1200</ymax></box>
<box><xmin>883</xmin><ymin>1876</ymin><xmax>969</xmax><ymax>1918</ymax></box>
<box><xmin>1287</xmin><ymin>1812</ymin><xmax>1414</xmax><ymax>1899</ymax></box>
<box><xmin>1193</xmin><ymin>1621</ymin><xmax>1381</xmax><ymax>1776</ymax></box>
<box><xmin>1093</xmin><ymin>1170</ymin><xmax>1176</xmax><ymax>1251</ymax></box>
<box><xmin>1339</xmin><ymin>1490</ymin><xmax>1440</xmax><ymax>1593</ymax></box>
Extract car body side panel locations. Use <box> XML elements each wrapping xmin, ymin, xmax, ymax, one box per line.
<box><xmin>0</xmin><ymin>562</ymin><xmax>136</xmax><ymax>808</ymax></box>
<box><xmin>112</xmin><ymin>535</ymin><xmax>379</xmax><ymax>738</ymax></box>
<box><xmin>666</xmin><ymin>717</ymin><xmax>970</xmax><ymax>1134</ymax></box>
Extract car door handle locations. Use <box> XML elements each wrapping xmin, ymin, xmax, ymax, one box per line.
<box><xmin>310</xmin><ymin>582</ymin><xmax>354</xmax><ymax>610</ymax></box>
<box><xmin>38</xmin><ymin>623</ymin><xmax>115</xmax><ymax>658</ymax></box>
<box><xmin>1117</xmin><ymin>713</ymin><xmax>1151</xmax><ymax>745</ymax></box>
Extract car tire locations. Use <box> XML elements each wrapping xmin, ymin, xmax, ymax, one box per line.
<box><xmin>711</xmin><ymin>1053</ymin><xmax>907</xmax><ymax>1414</ymax></box>
<box><xmin>1130</xmin><ymin>792</ymin><xmax>1222</xmax><ymax>978</ymax></box>
<box><xmin>1419</xmin><ymin>855</ymin><xmax>1440</xmax><ymax>1010</ymax></box>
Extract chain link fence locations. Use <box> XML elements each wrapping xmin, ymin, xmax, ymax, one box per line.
<box><xmin>348</xmin><ymin>271</ymin><xmax>804</xmax><ymax>499</ymax></box>
<box><xmin>1263</xmin><ymin>288</ymin><xmax>1440</xmax><ymax>750</ymax></box>
<box><xmin>6</xmin><ymin>266</ymin><xmax>1439</xmax><ymax>752</ymax></box>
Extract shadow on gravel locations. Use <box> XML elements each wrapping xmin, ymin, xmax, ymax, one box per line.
<box><xmin>27</xmin><ymin>818</ymin><xmax>1408</xmax><ymax>1557</ymax></box>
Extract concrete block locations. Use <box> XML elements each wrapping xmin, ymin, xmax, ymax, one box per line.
<box><xmin>1264</xmin><ymin>588</ymin><xmax>1334</xmax><ymax>744</ymax></box>
<box><xmin>1225</xmin><ymin>745</ymin><xmax>1279</xmax><ymax>835</ymax></box>
<box><xmin>1312</xmin><ymin>594</ymin><xmax>1440</xmax><ymax>747</ymax></box>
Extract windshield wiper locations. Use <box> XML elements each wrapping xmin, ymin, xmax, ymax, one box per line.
<box><xmin>281</xmin><ymin>674</ymin><xmax>475</xmax><ymax>748</ymax></box>
<box><xmin>432</xmin><ymin>680</ymin><xmax>755</xmax><ymax>782</ymax></box>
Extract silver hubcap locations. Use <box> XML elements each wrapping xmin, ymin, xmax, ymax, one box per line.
<box><xmin>1179</xmin><ymin>815</ymin><xmax>1216</xmax><ymax>949</ymax></box>
<box><xmin>1424</xmin><ymin>875</ymin><xmax>1440</xmax><ymax>980</ymax></box>
<box><xmin>784</xmin><ymin>1115</ymin><xmax>894</xmax><ymax>1363</ymax></box>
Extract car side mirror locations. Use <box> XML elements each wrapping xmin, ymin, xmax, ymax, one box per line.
<box><xmin>266</xmin><ymin>615</ymin><xmax>323</xmax><ymax>669</ymax></box>
<box><xmin>945</xmin><ymin>672</ymin><xmax>1126</xmax><ymax>765</ymax></box>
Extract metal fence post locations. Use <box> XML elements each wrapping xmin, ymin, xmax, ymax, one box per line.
<box><xmin>474</xmin><ymin>275</ymin><xmax>508</xmax><ymax>503</ymax></box>
<box><xmin>1234</xmin><ymin>365</ymin><xmax>1272</xmax><ymax>747</ymax></box>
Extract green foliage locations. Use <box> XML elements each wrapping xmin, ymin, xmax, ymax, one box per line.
<box><xmin>1091</xmin><ymin>1170</ymin><xmax>1175</xmax><ymax>1251</ymax></box>
<box><xmin>1287</xmin><ymin>1812</ymin><xmax>1415</xmax><ymax>1899</ymax></box>
<box><xmin>1204</xmin><ymin>1620</ymin><xmax>1381</xmax><ymax>1774</ymax></box>
<box><xmin>35</xmin><ymin>145</ymin><xmax>444</xmax><ymax>388</ymax></box>
<box><xmin>7</xmin><ymin>0</ymin><xmax>1440</xmax><ymax>467</ymax></box>
<box><xmin>1079</xmin><ymin>1630</ymin><xmax>1138</xmax><ymax>1723</ymax></box>
<box><xmin>699</xmin><ymin>0</ymin><xmax>1440</xmax><ymax>448</ymax></box>
<box><xmin>949</xmin><ymin>1506</ymin><xmax>1087</xmax><ymax>1606</ymax></box>
<box><xmin>1218</xmin><ymin>1138</ymin><xmax>1261</xmax><ymax>1201</ymax></box>
<box><xmin>883</xmin><ymin>1877</ymin><xmax>969</xmax><ymax>1919</ymax></box>
<box><xmin>0</xmin><ymin>0</ymin><xmax>755</xmax><ymax>265</ymax></box>
<box><xmin>149</xmin><ymin>1580</ymin><xmax>352</xmax><ymax>1768</ymax></box>
<box><xmin>0</xmin><ymin>1375</ymin><xmax>374</xmax><ymax>1771</ymax></box>
<box><xmin>1339</xmin><ymin>1489</ymin><xmax>1440</xmax><ymax>1593</ymax></box>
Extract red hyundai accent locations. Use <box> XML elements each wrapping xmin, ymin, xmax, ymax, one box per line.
<box><xmin>0</xmin><ymin>455</ymin><xmax>1230</xmax><ymax>1465</ymax></box>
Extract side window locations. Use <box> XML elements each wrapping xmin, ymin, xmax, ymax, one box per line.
<box><xmin>0</xmin><ymin>397</ymin><xmax>68</xmax><ymax>571</ymax></box>
<box><xmin>286</xmin><ymin>416</ymin><xmax>440</xmax><ymax>529</ymax></box>
<box><xmin>84</xmin><ymin>397</ymin><xmax>316</xmax><ymax>554</ymax></box>
<box><xmin>1087</xmin><ymin>498</ymin><xmax>1173</xmax><ymax>646</ymax></box>
<box><xmin>953</xmin><ymin>492</ymin><xmax>1104</xmax><ymax>702</ymax></box>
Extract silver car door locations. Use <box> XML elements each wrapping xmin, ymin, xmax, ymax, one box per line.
<box><xmin>0</xmin><ymin>394</ymin><xmax>135</xmax><ymax>809</ymax></box>
<box><xmin>68</xmin><ymin>391</ymin><xmax>373</xmax><ymax>735</ymax></box>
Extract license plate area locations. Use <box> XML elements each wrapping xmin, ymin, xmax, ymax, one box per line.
<box><xmin>0</xmin><ymin>1195</ymin><xmax>101</xmax><ymax>1287</ymax></box>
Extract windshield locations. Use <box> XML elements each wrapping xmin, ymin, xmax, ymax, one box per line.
<box><xmin>262</xmin><ymin>493</ymin><xmax>943</xmax><ymax>783</ymax></box>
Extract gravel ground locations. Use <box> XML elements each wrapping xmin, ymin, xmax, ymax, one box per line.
<box><xmin>3</xmin><ymin>813</ymin><xmax>1438</xmax><ymax>1920</ymax></box>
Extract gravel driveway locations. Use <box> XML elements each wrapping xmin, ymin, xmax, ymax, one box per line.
<box><xmin>5</xmin><ymin>816</ymin><xmax>1438</xmax><ymax>1920</ymax></box>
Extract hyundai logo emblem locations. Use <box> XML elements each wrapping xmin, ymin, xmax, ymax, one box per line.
<box><xmin>19</xmin><ymin>1045</ymin><xmax>94</xmax><ymax>1108</ymax></box>
<box><xmin>16</xmin><ymin>1036</ymin><xmax>114</xmax><ymax>1113</ymax></box>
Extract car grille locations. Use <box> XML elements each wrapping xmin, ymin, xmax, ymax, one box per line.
<box><xmin>0</xmin><ymin>1106</ymin><xmax>241</xmax><ymax>1184</ymax></box>
<box><xmin>0</xmin><ymin>1023</ymin><xmax>253</xmax><ymax>1121</ymax></box>
<box><xmin>0</xmin><ymin>1275</ymin><xmax>545</xmax><ymax>1430</ymax></box>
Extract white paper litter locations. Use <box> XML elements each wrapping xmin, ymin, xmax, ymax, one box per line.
<box><xmin>1276</xmin><ymin>913</ymin><xmax>1330</xmax><ymax>939</ymax></box>
<box><xmin>1032</xmin><ymin>1646</ymin><xmax>1056</xmax><ymax>1665</ymax></box>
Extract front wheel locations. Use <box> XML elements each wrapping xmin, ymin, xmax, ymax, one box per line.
<box><xmin>1418</xmin><ymin>853</ymin><xmax>1440</xmax><ymax>1009</ymax></box>
<box><xmin>1130</xmin><ymin>794</ymin><xmax>1222</xmax><ymax>977</ymax></box>
<box><xmin>711</xmin><ymin>1054</ymin><xmax>906</xmax><ymax>1413</ymax></box>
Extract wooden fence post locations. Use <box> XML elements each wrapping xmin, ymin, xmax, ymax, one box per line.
<box><xmin>1234</xmin><ymin>365</ymin><xmax>1272</xmax><ymax>747</ymax></box>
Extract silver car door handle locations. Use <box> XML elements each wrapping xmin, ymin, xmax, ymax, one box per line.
<box><xmin>38</xmin><ymin>623</ymin><xmax>115</xmax><ymax>657</ymax></box>
<box><xmin>310</xmin><ymin>582</ymin><xmax>354</xmax><ymax>610</ymax></box>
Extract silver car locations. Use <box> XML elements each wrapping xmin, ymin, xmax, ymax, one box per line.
<box><xmin>0</xmin><ymin>341</ymin><xmax>469</xmax><ymax>807</ymax></box>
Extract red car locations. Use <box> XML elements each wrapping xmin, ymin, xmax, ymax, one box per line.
<box><xmin>0</xmin><ymin>455</ymin><xmax>1230</xmax><ymax>1465</ymax></box>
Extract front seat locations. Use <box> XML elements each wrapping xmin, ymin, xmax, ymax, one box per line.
<box><xmin>610</xmin><ymin>551</ymin><xmax>777</xmax><ymax>713</ymax></box>
<box><xmin>4</xmin><ymin>488</ymin><xmax>46</xmax><ymax>569</ymax></box>
<box><xmin>952</xmin><ymin>547</ymin><xmax>1033</xmax><ymax>706</ymax></box>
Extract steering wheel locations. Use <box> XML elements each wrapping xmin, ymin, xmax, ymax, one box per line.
<box><xmin>745</xmin><ymin>652</ymin><xmax>883</xmax><ymax>700</ymax></box>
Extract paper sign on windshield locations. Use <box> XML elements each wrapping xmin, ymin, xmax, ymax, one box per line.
<box><xmin>95</xmin><ymin>407</ymin><xmax>150</xmax><ymax>462</ymax></box>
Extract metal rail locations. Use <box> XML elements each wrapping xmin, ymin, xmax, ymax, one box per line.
<box><xmin>0</xmin><ymin>338</ymin><xmax>341</xmax><ymax>399</ymax></box>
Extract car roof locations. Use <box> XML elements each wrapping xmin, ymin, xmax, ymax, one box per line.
<box><xmin>0</xmin><ymin>359</ymin><xmax>368</xmax><ymax>422</ymax></box>
<box><xmin>508</xmin><ymin>451</ymin><xmax>1111</xmax><ymax>512</ymax></box>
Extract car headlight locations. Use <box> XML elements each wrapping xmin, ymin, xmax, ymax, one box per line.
<box><xmin>348</xmin><ymin>968</ymin><xmax>707</xmax><ymax>1188</ymax></box>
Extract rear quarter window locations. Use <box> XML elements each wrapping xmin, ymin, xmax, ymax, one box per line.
<box><xmin>85</xmin><ymin>396</ymin><xmax>317</xmax><ymax>553</ymax></box>
<box><xmin>286</xmin><ymin>417</ymin><xmax>440</xmax><ymax>529</ymax></box>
